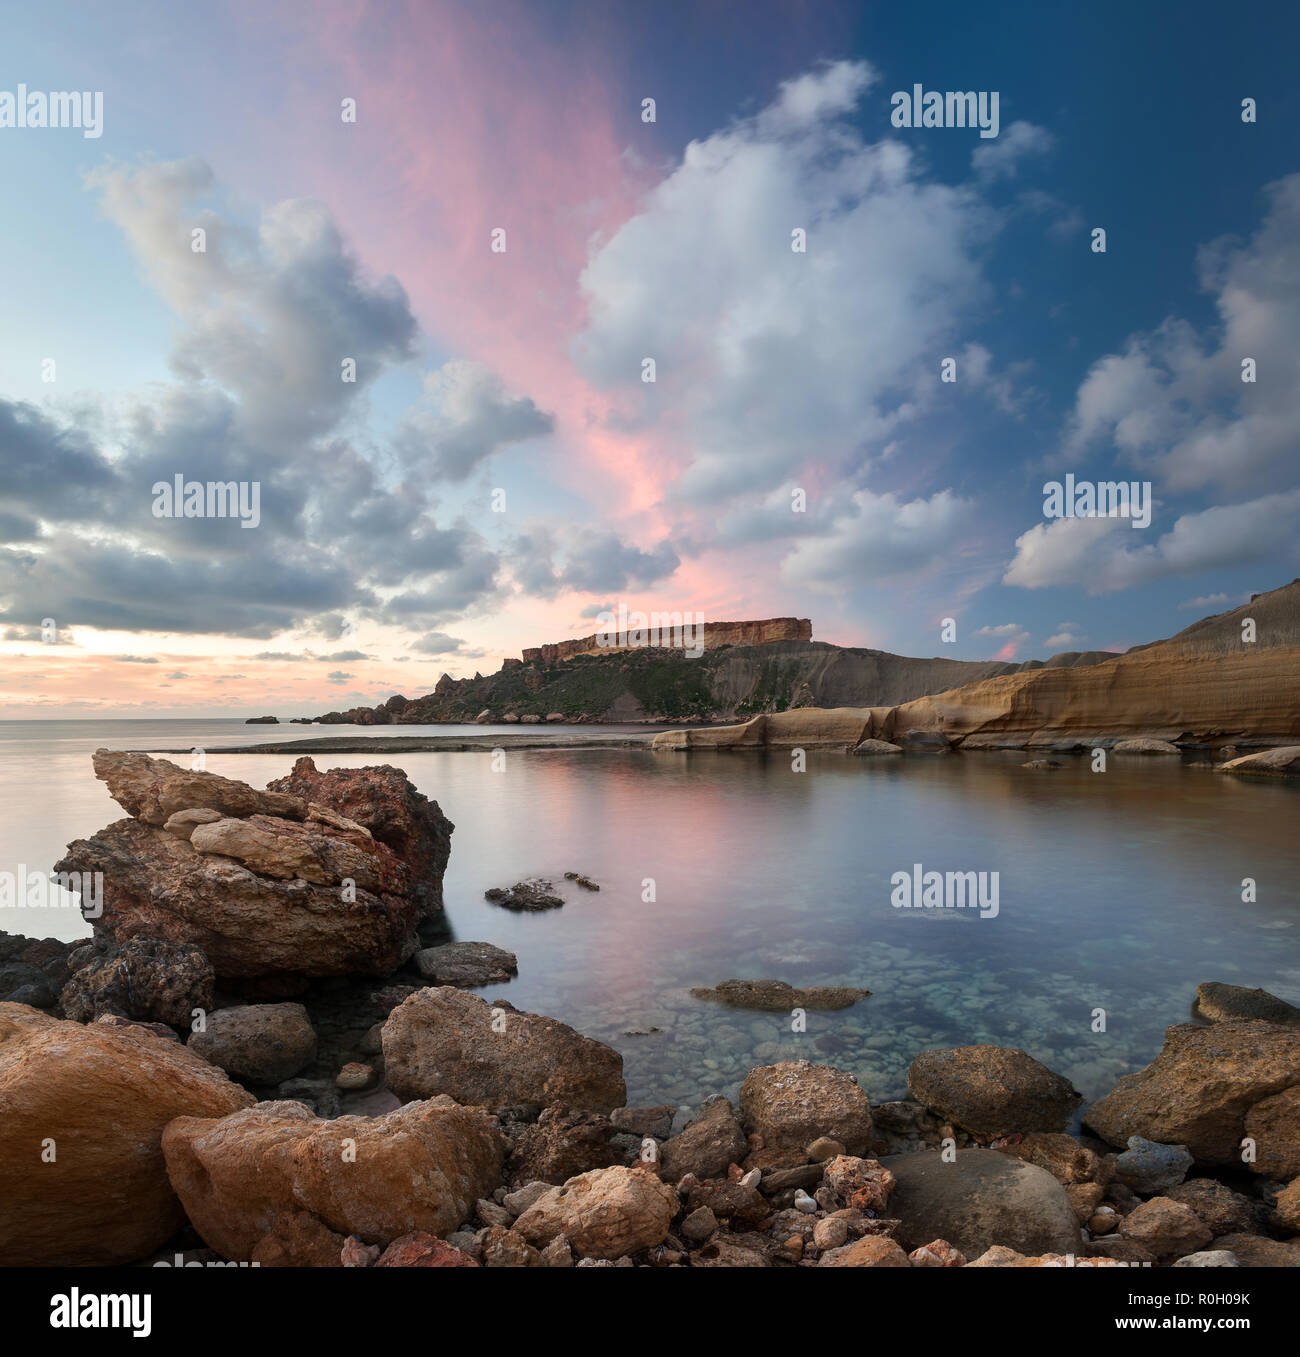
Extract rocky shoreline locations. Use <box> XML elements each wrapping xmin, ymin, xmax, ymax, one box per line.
<box><xmin>1</xmin><ymin>753</ymin><xmax>1298</xmax><ymax>1268</ymax></box>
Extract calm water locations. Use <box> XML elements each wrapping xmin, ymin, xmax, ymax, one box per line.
<box><xmin>3</xmin><ymin>719</ymin><xmax>1299</xmax><ymax>1112</ymax></box>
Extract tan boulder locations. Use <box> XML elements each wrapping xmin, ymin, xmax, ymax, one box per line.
<box><xmin>1243</xmin><ymin>1084</ymin><xmax>1300</xmax><ymax>1178</ymax></box>
<box><xmin>382</xmin><ymin>987</ymin><xmax>625</xmax><ymax>1112</ymax></box>
<box><xmin>93</xmin><ymin>749</ymin><xmax>307</xmax><ymax>824</ymax></box>
<box><xmin>908</xmin><ymin>1045</ymin><xmax>1081</xmax><ymax>1136</ymax></box>
<box><xmin>513</xmin><ymin>1166</ymin><xmax>678</xmax><ymax>1259</ymax></box>
<box><xmin>0</xmin><ymin>1002</ymin><xmax>254</xmax><ymax>1265</ymax></box>
<box><xmin>1084</xmin><ymin>1019</ymin><xmax>1300</xmax><ymax>1166</ymax></box>
<box><xmin>820</xmin><ymin>1234</ymin><xmax>911</xmax><ymax>1266</ymax></box>
<box><xmin>1217</xmin><ymin>745</ymin><xmax>1300</xmax><ymax>776</ymax></box>
<box><xmin>1118</xmin><ymin>1196</ymin><xmax>1213</xmax><ymax>1262</ymax></box>
<box><xmin>739</xmin><ymin>1061</ymin><xmax>873</xmax><ymax>1162</ymax></box>
<box><xmin>1194</xmin><ymin>981</ymin><xmax>1300</xmax><ymax>1027</ymax></box>
<box><xmin>162</xmin><ymin>1095</ymin><xmax>507</xmax><ymax>1262</ymax></box>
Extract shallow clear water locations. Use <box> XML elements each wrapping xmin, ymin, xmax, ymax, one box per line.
<box><xmin>3</xmin><ymin>719</ymin><xmax>1299</xmax><ymax>1113</ymax></box>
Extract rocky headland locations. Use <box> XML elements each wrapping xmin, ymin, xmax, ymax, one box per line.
<box><xmin>654</xmin><ymin>580</ymin><xmax>1300</xmax><ymax>756</ymax></box>
<box><xmin>1</xmin><ymin>753</ymin><xmax>1298</xmax><ymax>1268</ymax></box>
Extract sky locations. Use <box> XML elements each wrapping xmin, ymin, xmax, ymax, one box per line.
<box><xmin>1</xmin><ymin>0</ymin><xmax>1298</xmax><ymax>717</ymax></box>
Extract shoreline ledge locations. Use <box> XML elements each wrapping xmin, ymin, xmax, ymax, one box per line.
<box><xmin>136</xmin><ymin>732</ymin><xmax>664</xmax><ymax>755</ymax></box>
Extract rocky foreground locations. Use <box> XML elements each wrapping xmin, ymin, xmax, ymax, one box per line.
<box><xmin>1</xmin><ymin>754</ymin><xmax>1298</xmax><ymax>1268</ymax></box>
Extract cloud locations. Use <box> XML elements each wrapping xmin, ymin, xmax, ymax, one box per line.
<box><xmin>395</xmin><ymin>360</ymin><xmax>554</xmax><ymax>481</ymax></box>
<box><xmin>409</xmin><ymin>631</ymin><xmax>466</xmax><ymax>655</ymax></box>
<box><xmin>972</xmin><ymin>121</ymin><xmax>1054</xmax><ymax>182</ymax></box>
<box><xmin>111</xmin><ymin>655</ymin><xmax>159</xmax><ymax>663</ymax></box>
<box><xmin>1044</xmin><ymin>624</ymin><xmax>1086</xmax><ymax>649</ymax></box>
<box><xmin>573</xmin><ymin>61</ymin><xmax>994</xmax><ymax>505</ymax></box>
<box><xmin>1003</xmin><ymin>490</ymin><xmax>1300</xmax><ymax>593</ymax></box>
<box><xmin>1177</xmin><ymin>592</ymin><xmax>1248</xmax><ymax>611</ymax></box>
<box><xmin>325</xmin><ymin>670</ymin><xmax>353</xmax><ymax>684</ymax></box>
<box><xmin>782</xmin><ymin>488</ymin><xmax>977</xmax><ymax>589</ymax></box>
<box><xmin>1061</xmin><ymin>174</ymin><xmax>1300</xmax><ymax>495</ymax></box>
<box><xmin>506</xmin><ymin>525</ymin><xmax>679</xmax><ymax>599</ymax></box>
<box><xmin>974</xmin><ymin>623</ymin><xmax>1024</xmax><ymax>637</ymax></box>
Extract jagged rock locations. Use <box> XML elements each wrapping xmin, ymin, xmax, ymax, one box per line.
<box><xmin>186</xmin><ymin>1003</ymin><xmax>317</xmax><ymax>1084</ymax></box>
<box><xmin>412</xmin><ymin>941</ymin><xmax>517</xmax><ymax>987</ymax></box>
<box><xmin>484</xmin><ymin>879</ymin><xmax>563</xmax><ymax>911</ymax></box>
<box><xmin>659</xmin><ymin>1097</ymin><xmax>748</xmax><ymax>1180</ymax></box>
<box><xmin>821</xmin><ymin>1155</ymin><xmax>896</xmax><ymax>1212</ymax></box>
<box><xmin>375</xmin><ymin>1231</ymin><xmax>479</xmax><ymax>1267</ymax></box>
<box><xmin>59</xmin><ymin>937</ymin><xmax>213</xmax><ymax>1030</ymax></box>
<box><xmin>381</xmin><ymin>987</ymin><xmax>626</xmax><ymax>1112</ymax></box>
<box><xmin>992</xmin><ymin>1131</ymin><xmax>1108</xmax><ymax>1185</ymax></box>
<box><xmin>1118</xmin><ymin>1197</ymin><xmax>1213</xmax><ymax>1261</ymax></box>
<box><xmin>513</xmin><ymin>1166</ymin><xmax>678</xmax><ymax>1260</ymax></box>
<box><xmin>884</xmin><ymin>1148</ymin><xmax>1082</xmax><ymax>1258</ymax></box>
<box><xmin>1194</xmin><ymin>981</ymin><xmax>1300</xmax><ymax>1027</ymax></box>
<box><xmin>1114</xmin><ymin>1136</ymin><xmax>1194</xmax><ymax>1194</ymax></box>
<box><xmin>740</xmin><ymin>1061</ymin><xmax>873</xmax><ymax>1163</ymax></box>
<box><xmin>266</xmin><ymin>757</ymin><xmax>453</xmax><ymax>915</ymax></box>
<box><xmin>1164</xmin><ymin>1179</ymin><xmax>1269</xmax><ymax>1236</ymax></box>
<box><xmin>909</xmin><ymin>1239</ymin><xmax>966</xmax><ymax>1267</ymax></box>
<box><xmin>505</xmin><ymin>1105</ymin><xmax>617</xmax><ymax>1186</ymax></box>
<box><xmin>908</xmin><ymin>1045</ymin><xmax>1081</xmax><ymax>1136</ymax></box>
<box><xmin>0</xmin><ymin>1002</ymin><xmax>254</xmax><ymax>1265</ymax></box>
<box><xmin>819</xmin><ymin>1235</ymin><xmax>911</xmax><ymax>1267</ymax></box>
<box><xmin>56</xmin><ymin>754</ymin><xmax>442</xmax><ymax>979</ymax></box>
<box><xmin>690</xmin><ymin>979</ymin><xmax>870</xmax><ymax>1011</ymax></box>
<box><xmin>1084</xmin><ymin>1019</ymin><xmax>1300</xmax><ymax>1166</ymax></box>
<box><xmin>162</xmin><ymin>1095</ymin><xmax>506</xmax><ymax>1262</ymax></box>
<box><xmin>93</xmin><ymin>750</ymin><xmax>307</xmax><ymax>824</ymax></box>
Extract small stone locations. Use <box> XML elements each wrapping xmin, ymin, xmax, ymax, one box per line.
<box><xmin>475</xmin><ymin>1198</ymin><xmax>513</xmax><ymax>1228</ymax></box>
<box><xmin>334</xmin><ymin>1062</ymin><xmax>373</xmax><ymax>1090</ymax></box>
<box><xmin>808</xmin><ymin>1136</ymin><xmax>846</xmax><ymax>1161</ymax></box>
<box><xmin>813</xmin><ymin>1217</ymin><xmax>849</xmax><ymax>1251</ymax></box>
<box><xmin>909</xmin><ymin>1239</ymin><xmax>966</xmax><ymax>1267</ymax></box>
<box><xmin>502</xmin><ymin>1181</ymin><xmax>552</xmax><ymax>1217</ymax></box>
<box><xmin>1114</xmin><ymin>1135</ymin><xmax>1194</xmax><ymax>1194</ymax></box>
<box><xmin>340</xmin><ymin>1234</ymin><xmax>380</xmax><ymax>1267</ymax></box>
<box><xmin>1173</xmin><ymin>1251</ymin><xmax>1241</xmax><ymax>1267</ymax></box>
<box><xmin>793</xmin><ymin>1189</ymin><xmax>817</xmax><ymax>1214</ymax></box>
<box><xmin>680</xmin><ymin>1206</ymin><xmax>718</xmax><ymax>1242</ymax></box>
<box><xmin>1119</xmin><ymin>1197</ymin><xmax>1212</xmax><ymax>1262</ymax></box>
<box><xmin>540</xmin><ymin>1235</ymin><xmax>574</xmax><ymax>1267</ymax></box>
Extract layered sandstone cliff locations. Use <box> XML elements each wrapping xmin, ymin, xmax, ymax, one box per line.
<box><xmin>520</xmin><ymin>617</ymin><xmax>811</xmax><ymax>664</ymax></box>
<box><xmin>653</xmin><ymin>581</ymin><xmax>1300</xmax><ymax>752</ymax></box>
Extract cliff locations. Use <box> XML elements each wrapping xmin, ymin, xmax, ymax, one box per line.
<box><xmin>317</xmin><ymin>634</ymin><xmax>1116</xmax><ymax>727</ymax></box>
<box><xmin>652</xmin><ymin>580</ymin><xmax>1300</xmax><ymax>751</ymax></box>
<box><xmin>520</xmin><ymin>617</ymin><xmax>811</xmax><ymax>664</ymax></box>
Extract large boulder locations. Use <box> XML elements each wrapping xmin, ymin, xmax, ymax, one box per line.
<box><xmin>187</xmin><ymin>1003</ymin><xmax>317</xmax><ymax>1084</ymax></box>
<box><xmin>884</xmin><ymin>1148</ymin><xmax>1082</xmax><ymax>1258</ymax></box>
<box><xmin>1194</xmin><ymin>982</ymin><xmax>1300</xmax><ymax>1027</ymax></box>
<box><xmin>0</xmin><ymin>1002</ymin><xmax>254</xmax><ymax>1265</ymax></box>
<box><xmin>412</xmin><ymin>941</ymin><xmax>517</xmax><ymax>987</ymax></box>
<box><xmin>907</xmin><ymin>1045</ymin><xmax>1081</xmax><ymax>1136</ymax></box>
<box><xmin>739</xmin><ymin>1061</ymin><xmax>873</xmax><ymax>1162</ymax></box>
<box><xmin>55</xmin><ymin>752</ymin><xmax>445</xmax><ymax>979</ymax></box>
<box><xmin>513</xmin><ymin>1166</ymin><xmax>678</xmax><ymax>1259</ymax></box>
<box><xmin>163</xmin><ymin>1095</ymin><xmax>506</xmax><ymax>1263</ymax></box>
<box><xmin>59</xmin><ymin>937</ymin><xmax>213</xmax><ymax>1029</ymax></box>
<box><xmin>267</xmin><ymin>757</ymin><xmax>453</xmax><ymax>914</ymax></box>
<box><xmin>382</xmin><ymin>987</ymin><xmax>626</xmax><ymax>1112</ymax></box>
<box><xmin>1084</xmin><ymin>1020</ymin><xmax>1300</xmax><ymax>1167</ymax></box>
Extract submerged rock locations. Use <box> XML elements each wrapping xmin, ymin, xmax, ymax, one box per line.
<box><xmin>163</xmin><ymin>1095</ymin><xmax>506</xmax><ymax>1263</ymax></box>
<box><xmin>0</xmin><ymin>1002</ymin><xmax>254</xmax><ymax>1266</ymax></box>
<box><xmin>1112</xmin><ymin>738</ymin><xmax>1181</xmax><ymax>754</ymax></box>
<box><xmin>1217</xmin><ymin>745</ymin><xmax>1300</xmax><ymax>776</ymax></box>
<box><xmin>382</xmin><ymin>987</ymin><xmax>626</xmax><ymax>1112</ymax></box>
<box><xmin>1194</xmin><ymin>981</ymin><xmax>1300</xmax><ymax>1027</ymax></box>
<box><xmin>690</xmin><ymin>979</ymin><xmax>870</xmax><ymax>1011</ymax></box>
<box><xmin>484</xmin><ymin>879</ymin><xmax>564</xmax><ymax>911</ymax></box>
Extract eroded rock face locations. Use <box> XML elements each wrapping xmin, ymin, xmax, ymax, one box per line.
<box><xmin>266</xmin><ymin>758</ymin><xmax>453</xmax><ymax>915</ymax></box>
<box><xmin>382</xmin><ymin>987</ymin><xmax>626</xmax><ymax>1112</ymax></box>
<box><xmin>59</xmin><ymin>937</ymin><xmax>213</xmax><ymax>1030</ymax></box>
<box><xmin>55</xmin><ymin>752</ymin><xmax>445</xmax><ymax>979</ymax></box>
<box><xmin>0</xmin><ymin>1002</ymin><xmax>254</xmax><ymax>1266</ymax></box>
<box><xmin>513</xmin><ymin>1166</ymin><xmax>678</xmax><ymax>1259</ymax></box>
<box><xmin>162</xmin><ymin>1096</ymin><xmax>506</xmax><ymax>1262</ymax></box>
<box><xmin>739</xmin><ymin>1061</ymin><xmax>873</xmax><ymax>1163</ymax></box>
<box><xmin>187</xmin><ymin>1003</ymin><xmax>317</xmax><ymax>1084</ymax></box>
<box><xmin>1083</xmin><ymin>1020</ymin><xmax>1300</xmax><ymax>1167</ymax></box>
<box><xmin>907</xmin><ymin>1045</ymin><xmax>1081</xmax><ymax>1137</ymax></box>
<box><xmin>505</xmin><ymin>1105</ymin><xmax>616</xmax><ymax>1186</ymax></box>
<box><xmin>1194</xmin><ymin>981</ymin><xmax>1300</xmax><ymax>1027</ymax></box>
<box><xmin>884</xmin><ymin>1148</ymin><xmax>1082</xmax><ymax>1258</ymax></box>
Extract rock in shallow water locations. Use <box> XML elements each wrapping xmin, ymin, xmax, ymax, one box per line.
<box><xmin>740</xmin><ymin>1061</ymin><xmax>873</xmax><ymax>1164</ymax></box>
<box><xmin>412</xmin><ymin>941</ymin><xmax>517</xmax><ymax>987</ymax></box>
<box><xmin>1194</xmin><ymin>981</ymin><xmax>1300</xmax><ymax>1027</ymax></box>
<box><xmin>690</xmin><ymin>979</ymin><xmax>870</xmax><ymax>1011</ymax></box>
